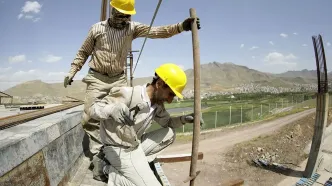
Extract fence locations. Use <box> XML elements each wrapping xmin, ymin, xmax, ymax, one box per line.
<box><xmin>146</xmin><ymin>94</ymin><xmax>332</xmax><ymax>134</ymax></box>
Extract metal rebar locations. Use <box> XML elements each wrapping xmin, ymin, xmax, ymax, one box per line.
<box><xmin>130</xmin><ymin>51</ymin><xmax>134</xmax><ymax>87</ymax></box>
<box><xmin>188</xmin><ymin>8</ymin><xmax>201</xmax><ymax>186</ymax></box>
<box><xmin>132</xmin><ymin>0</ymin><xmax>163</xmax><ymax>74</ymax></box>
<box><xmin>0</xmin><ymin>102</ymin><xmax>83</xmax><ymax>130</ymax></box>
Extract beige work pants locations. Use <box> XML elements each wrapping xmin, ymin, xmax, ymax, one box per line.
<box><xmin>103</xmin><ymin>127</ymin><xmax>176</xmax><ymax>186</ymax></box>
<box><xmin>81</xmin><ymin>69</ymin><xmax>127</xmax><ymax>157</ymax></box>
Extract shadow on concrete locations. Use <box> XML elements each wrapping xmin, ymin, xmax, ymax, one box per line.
<box><xmin>82</xmin><ymin>132</ymin><xmax>94</xmax><ymax>161</ymax></box>
<box><xmin>247</xmin><ymin>160</ymin><xmax>304</xmax><ymax>178</ymax></box>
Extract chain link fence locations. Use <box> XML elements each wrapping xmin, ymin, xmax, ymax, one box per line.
<box><xmin>147</xmin><ymin>93</ymin><xmax>332</xmax><ymax>134</ymax></box>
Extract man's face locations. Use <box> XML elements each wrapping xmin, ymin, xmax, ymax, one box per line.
<box><xmin>152</xmin><ymin>80</ymin><xmax>176</xmax><ymax>105</ymax></box>
<box><xmin>109</xmin><ymin>9</ymin><xmax>131</xmax><ymax>29</ymax></box>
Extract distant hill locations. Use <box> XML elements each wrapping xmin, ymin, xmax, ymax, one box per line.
<box><xmin>276</xmin><ymin>69</ymin><xmax>317</xmax><ymax>79</ymax></box>
<box><xmin>4</xmin><ymin>62</ymin><xmax>320</xmax><ymax>102</ymax></box>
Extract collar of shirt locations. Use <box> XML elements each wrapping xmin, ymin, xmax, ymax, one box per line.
<box><xmin>141</xmin><ymin>83</ymin><xmax>155</xmax><ymax>110</ymax></box>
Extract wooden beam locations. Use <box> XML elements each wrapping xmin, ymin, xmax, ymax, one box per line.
<box><xmin>155</xmin><ymin>152</ymin><xmax>203</xmax><ymax>163</ymax></box>
<box><xmin>220</xmin><ymin>179</ymin><xmax>245</xmax><ymax>186</ymax></box>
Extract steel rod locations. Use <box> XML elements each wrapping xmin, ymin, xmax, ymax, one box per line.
<box><xmin>188</xmin><ymin>8</ymin><xmax>201</xmax><ymax>186</ymax></box>
<box><xmin>130</xmin><ymin>51</ymin><xmax>134</xmax><ymax>87</ymax></box>
<box><xmin>132</xmin><ymin>0</ymin><xmax>163</xmax><ymax>74</ymax></box>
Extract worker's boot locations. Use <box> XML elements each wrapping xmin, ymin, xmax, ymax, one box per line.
<box><xmin>92</xmin><ymin>148</ymin><xmax>109</xmax><ymax>183</ymax></box>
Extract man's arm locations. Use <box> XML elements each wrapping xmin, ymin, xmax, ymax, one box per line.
<box><xmin>68</xmin><ymin>26</ymin><xmax>95</xmax><ymax>77</ymax></box>
<box><xmin>153</xmin><ymin>105</ymin><xmax>185</xmax><ymax>128</ymax></box>
<box><xmin>89</xmin><ymin>87</ymin><xmax>128</xmax><ymax>121</ymax></box>
<box><xmin>133</xmin><ymin>21</ymin><xmax>184</xmax><ymax>39</ymax></box>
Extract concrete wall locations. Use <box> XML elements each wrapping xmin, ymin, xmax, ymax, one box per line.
<box><xmin>0</xmin><ymin>105</ymin><xmax>85</xmax><ymax>186</ymax></box>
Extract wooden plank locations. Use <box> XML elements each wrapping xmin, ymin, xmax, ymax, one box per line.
<box><xmin>155</xmin><ymin>152</ymin><xmax>203</xmax><ymax>163</ymax></box>
<box><xmin>220</xmin><ymin>178</ymin><xmax>244</xmax><ymax>186</ymax></box>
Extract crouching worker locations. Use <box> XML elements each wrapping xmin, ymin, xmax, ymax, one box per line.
<box><xmin>89</xmin><ymin>63</ymin><xmax>204</xmax><ymax>186</ymax></box>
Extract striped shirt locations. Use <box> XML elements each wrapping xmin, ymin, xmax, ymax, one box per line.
<box><xmin>69</xmin><ymin>18</ymin><xmax>184</xmax><ymax>77</ymax></box>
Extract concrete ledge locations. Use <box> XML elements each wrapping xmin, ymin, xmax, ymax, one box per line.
<box><xmin>0</xmin><ymin>105</ymin><xmax>85</xmax><ymax>186</ymax></box>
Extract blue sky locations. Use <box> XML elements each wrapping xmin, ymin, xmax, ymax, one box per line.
<box><xmin>1</xmin><ymin>0</ymin><xmax>332</xmax><ymax>91</ymax></box>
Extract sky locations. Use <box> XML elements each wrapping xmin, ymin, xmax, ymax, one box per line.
<box><xmin>1</xmin><ymin>0</ymin><xmax>332</xmax><ymax>91</ymax></box>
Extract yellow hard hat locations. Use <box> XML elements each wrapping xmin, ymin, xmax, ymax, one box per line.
<box><xmin>155</xmin><ymin>63</ymin><xmax>187</xmax><ymax>99</ymax></box>
<box><xmin>110</xmin><ymin>0</ymin><xmax>136</xmax><ymax>15</ymax></box>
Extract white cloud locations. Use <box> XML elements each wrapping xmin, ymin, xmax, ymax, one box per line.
<box><xmin>302</xmin><ymin>44</ymin><xmax>308</xmax><ymax>47</ymax></box>
<box><xmin>269</xmin><ymin>41</ymin><xmax>274</xmax><ymax>45</ymax></box>
<box><xmin>41</xmin><ymin>54</ymin><xmax>63</xmax><ymax>63</ymax></box>
<box><xmin>252</xmin><ymin>56</ymin><xmax>256</xmax><ymax>59</ymax></box>
<box><xmin>18</xmin><ymin>1</ymin><xmax>42</xmax><ymax>22</ymax></box>
<box><xmin>280</xmin><ymin>33</ymin><xmax>288</xmax><ymax>38</ymax></box>
<box><xmin>0</xmin><ymin>68</ymin><xmax>98</xmax><ymax>90</ymax></box>
<box><xmin>24</xmin><ymin>15</ymin><xmax>34</xmax><ymax>19</ymax></box>
<box><xmin>0</xmin><ymin>68</ymin><xmax>91</xmax><ymax>91</ymax></box>
<box><xmin>263</xmin><ymin>52</ymin><xmax>297</xmax><ymax>67</ymax></box>
<box><xmin>178</xmin><ymin>65</ymin><xmax>185</xmax><ymax>70</ymax></box>
<box><xmin>22</xmin><ymin>1</ymin><xmax>41</xmax><ymax>13</ymax></box>
<box><xmin>8</xmin><ymin>54</ymin><xmax>26</xmax><ymax>63</ymax></box>
<box><xmin>249</xmin><ymin>46</ymin><xmax>259</xmax><ymax>50</ymax></box>
<box><xmin>293</xmin><ymin>32</ymin><xmax>298</xmax><ymax>35</ymax></box>
<box><xmin>327</xmin><ymin>42</ymin><xmax>331</xmax><ymax>47</ymax></box>
<box><xmin>0</xmin><ymin>67</ymin><xmax>12</xmax><ymax>73</ymax></box>
<box><xmin>240</xmin><ymin>44</ymin><xmax>244</xmax><ymax>48</ymax></box>
<box><xmin>18</xmin><ymin>14</ymin><xmax>23</xmax><ymax>19</ymax></box>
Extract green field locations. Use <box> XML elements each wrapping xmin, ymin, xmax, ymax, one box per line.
<box><xmin>146</xmin><ymin>92</ymin><xmax>331</xmax><ymax>133</ymax></box>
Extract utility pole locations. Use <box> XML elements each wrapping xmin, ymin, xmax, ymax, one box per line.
<box><xmin>100</xmin><ymin>0</ymin><xmax>108</xmax><ymax>21</ymax></box>
<box><xmin>109</xmin><ymin>0</ymin><xmax>112</xmax><ymax>18</ymax></box>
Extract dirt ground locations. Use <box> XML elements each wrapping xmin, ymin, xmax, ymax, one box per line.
<box><xmin>160</xmin><ymin>108</ymin><xmax>332</xmax><ymax>186</ymax></box>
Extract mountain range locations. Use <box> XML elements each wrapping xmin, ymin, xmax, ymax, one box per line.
<box><xmin>3</xmin><ymin>62</ymin><xmax>331</xmax><ymax>102</ymax></box>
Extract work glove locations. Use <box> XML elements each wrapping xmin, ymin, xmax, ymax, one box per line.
<box><xmin>108</xmin><ymin>103</ymin><xmax>135</xmax><ymax>126</ymax></box>
<box><xmin>64</xmin><ymin>74</ymin><xmax>74</xmax><ymax>88</ymax></box>
<box><xmin>182</xmin><ymin>17</ymin><xmax>201</xmax><ymax>31</ymax></box>
<box><xmin>181</xmin><ymin>113</ymin><xmax>205</xmax><ymax>127</ymax></box>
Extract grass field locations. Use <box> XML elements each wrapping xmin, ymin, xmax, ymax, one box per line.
<box><xmin>146</xmin><ymin>92</ymin><xmax>331</xmax><ymax>133</ymax></box>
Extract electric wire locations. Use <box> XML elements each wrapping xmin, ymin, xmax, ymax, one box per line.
<box><xmin>132</xmin><ymin>0</ymin><xmax>163</xmax><ymax>74</ymax></box>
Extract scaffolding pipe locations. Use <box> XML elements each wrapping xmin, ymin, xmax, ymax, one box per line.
<box><xmin>188</xmin><ymin>8</ymin><xmax>201</xmax><ymax>186</ymax></box>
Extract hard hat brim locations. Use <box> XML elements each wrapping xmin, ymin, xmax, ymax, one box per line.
<box><xmin>110</xmin><ymin>3</ymin><xmax>136</xmax><ymax>15</ymax></box>
<box><xmin>171</xmin><ymin>89</ymin><xmax>184</xmax><ymax>99</ymax></box>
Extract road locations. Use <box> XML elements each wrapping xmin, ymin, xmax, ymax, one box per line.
<box><xmin>159</xmin><ymin>108</ymin><xmax>316</xmax><ymax>186</ymax></box>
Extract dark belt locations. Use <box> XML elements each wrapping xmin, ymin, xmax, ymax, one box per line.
<box><xmin>90</xmin><ymin>68</ymin><xmax>124</xmax><ymax>77</ymax></box>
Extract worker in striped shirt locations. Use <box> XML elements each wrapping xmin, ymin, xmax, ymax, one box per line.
<box><xmin>63</xmin><ymin>0</ymin><xmax>201</xmax><ymax>182</ymax></box>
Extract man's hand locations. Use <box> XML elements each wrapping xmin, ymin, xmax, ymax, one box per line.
<box><xmin>64</xmin><ymin>75</ymin><xmax>74</xmax><ymax>88</ymax></box>
<box><xmin>182</xmin><ymin>17</ymin><xmax>201</xmax><ymax>31</ymax></box>
<box><xmin>181</xmin><ymin>113</ymin><xmax>205</xmax><ymax>127</ymax></box>
<box><xmin>108</xmin><ymin>103</ymin><xmax>135</xmax><ymax>126</ymax></box>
